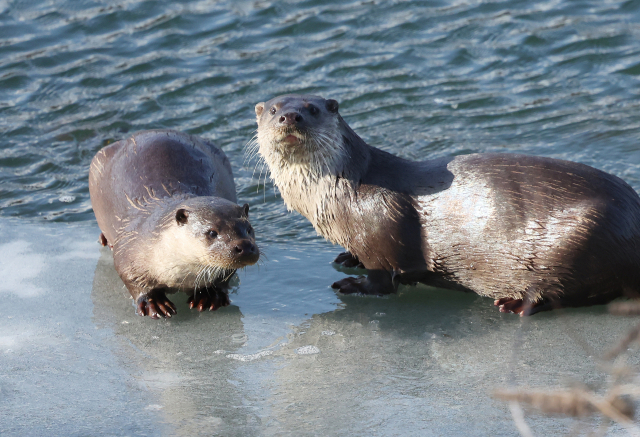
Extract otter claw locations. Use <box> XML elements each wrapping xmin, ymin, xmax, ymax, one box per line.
<box><xmin>136</xmin><ymin>291</ymin><xmax>177</xmax><ymax>319</ymax></box>
<box><xmin>494</xmin><ymin>298</ymin><xmax>539</xmax><ymax>316</ymax></box>
<box><xmin>187</xmin><ymin>289</ymin><xmax>230</xmax><ymax>313</ymax></box>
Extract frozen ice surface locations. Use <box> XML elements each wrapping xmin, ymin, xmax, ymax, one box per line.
<box><xmin>0</xmin><ymin>219</ymin><xmax>638</xmax><ymax>436</ymax></box>
<box><xmin>295</xmin><ymin>345</ymin><xmax>321</xmax><ymax>355</ymax></box>
<box><xmin>226</xmin><ymin>351</ymin><xmax>274</xmax><ymax>362</ymax></box>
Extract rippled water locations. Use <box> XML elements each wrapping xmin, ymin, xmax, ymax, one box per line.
<box><xmin>1</xmin><ymin>0</ymin><xmax>640</xmax><ymax>237</ymax></box>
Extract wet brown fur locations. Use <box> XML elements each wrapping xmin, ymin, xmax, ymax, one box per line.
<box><xmin>89</xmin><ymin>130</ymin><xmax>259</xmax><ymax>318</ymax></box>
<box><xmin>253</xmin><ymin>94</ymin><xmax>640</xmax><ymax>315</ymax></box>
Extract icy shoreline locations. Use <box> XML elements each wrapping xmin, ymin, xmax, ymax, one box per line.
<box><xmin>1</xmin><ymin>219</ymin><xmax>635</xmax><ymax>436</ymax></box>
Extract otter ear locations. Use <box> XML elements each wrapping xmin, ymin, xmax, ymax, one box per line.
<box><xmin>176</xmin><ymin>209</ymin><xmax>189</xmax><ymax>226</ymax></box>
<box><xmin>255</xmin><ymin>102</ymin><xmax>265</xmax><ymax>121</ymax></box>
<box><xmin>242</xmin><ymin>203</ymin><xmax>250</xmax><ymax>218</ymax></box>
<box><xmin>326</xmin><ymin>99</ymin><xmax>339</xmax><ymax>113</ymax></box>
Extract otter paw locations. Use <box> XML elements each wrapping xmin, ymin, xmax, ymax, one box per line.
<box><xmin>332</xmin><ymin>276</ymin><xmax>391</xmax><ymax>296</ymax></box>
<box><xmin>494</xmin><ymin>298</ymin><xmax>537</xmax><ymax>316</ymax></box>
<box><xmin>333</xmin><ymin>252</ymin><xmax>365</xmax><ymax>269</ymax></box>
<box><xmin>98</xmin><ymin>232</ymin><xmax>114</xmax><ymax>249</ymax></box>
<box><xmin>136</xmin><ymin>291</ymin><xmax>177</xmax><ymax>319</ymax></box>
<box><xmin>188</xmin><ymin>288</ymin><xmax>231</xmax><ymax>312</ymax></box>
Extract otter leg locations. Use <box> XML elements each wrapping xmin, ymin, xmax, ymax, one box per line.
<box><xmin>331</xmin><ymin>269</ymin><xmax>396</xmax><ymax>296</ymax></box>
<box><xmin>136</xmin><ymin>288</ymin><xmax>177</xmax><ymax>319</ymax></box>
<box><xmin>187</xmin><ymin>286</ymin><xmax>231</xmax><ymax>312</ymax></box>
<box><xmin>333</xmin><ymin>252</ymin><xmax>365</xmax><ymax>268</ymax></box>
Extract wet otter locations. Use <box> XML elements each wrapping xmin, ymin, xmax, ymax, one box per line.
<box><xmin>253</xmin><ymin>94</ymin><xmax>640</xmax><ymax>315</ymax></box>
<box><xmin>89</xmin><ymin>130</ymin><xmax>259</xmax><ymax>319</ymax></box>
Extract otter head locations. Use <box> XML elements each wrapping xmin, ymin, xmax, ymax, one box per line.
<box><xmin>175</xmin><ymin>198</ymin><xmax>259</xmax><ymax>269</ymax></box>
<box><xmin>152</xmin><ymin>197</ymin><xmax>259</xmax><ymax>288</ymax></box>
<box><xmin>254</xmin><ymin>94</ymin><xmax>348</xmax><ymax>179</ymax></box>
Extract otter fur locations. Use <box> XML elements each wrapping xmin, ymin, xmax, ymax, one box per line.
<box><xmin>253</xmin><ymin>94</ymin><xmax>640</xmax><ymax>315</ymax></box>
<box><xmin>89</xmin><ymin>130</ymin><xmax>259</xmax><ymax>319</ymax></box>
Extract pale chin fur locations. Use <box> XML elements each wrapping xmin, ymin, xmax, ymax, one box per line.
<box><xmin>257</xmin><ymin>118</ymin><xmax>352</xmax><ymax>241</ymax></box>
<box><xmin>148</xmin><ymin>223</ymin><xmax>231</xmax><ymax>290</ymax></box>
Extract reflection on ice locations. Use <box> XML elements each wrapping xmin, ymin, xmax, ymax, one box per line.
<box><xmin>91</xmin><ymin>244</ymin><xmax>262</xmax><ymax>436</ymax></box>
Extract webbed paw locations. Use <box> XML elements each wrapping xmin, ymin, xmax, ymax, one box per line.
<box><xmin>494</xmin><ymin>298</ymin><xmax>542</xmax><ymax>316</ymax></box>
<box><xmin>331</xmin><ymin>276</ymin><xmax>394</xmax><ymax>296</ymax></box>
<box><xmin>188</xmin><ymin>288</ymin><xmax>231</xmax><ymax>312</ymax></box>
<box><xmin>333</xmin><ymin>252</ymin><xmax>365</xmax><ymax>269</ymax></box>
<box><xmin>136</xmin><ymin>290</ymin><xmax>177</xmax><ymax>319</ymax></box>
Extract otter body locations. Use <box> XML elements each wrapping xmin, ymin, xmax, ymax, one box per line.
<box><xmin>89</xmin><ymin>130</ymin><xmax>259</xmax><ymax>318</ymax></box>
<box><xmin>254</xmin><ymin>94</ymin><xmax>640</xmax><ymax>315</ymax></box>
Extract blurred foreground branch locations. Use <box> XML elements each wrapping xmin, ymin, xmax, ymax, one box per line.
<box><xmin>494</xmin><ymin>300</ymin><xmax>640</xmax><ymax>436</ymax></box>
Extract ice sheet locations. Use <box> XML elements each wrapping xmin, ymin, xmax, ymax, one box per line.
<box><xmin>0</xmin><ymin>219</ymin><xmax>637</xmax><ymax>436</ymax></box>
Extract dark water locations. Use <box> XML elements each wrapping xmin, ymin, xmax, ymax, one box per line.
<box><xmin>1</xmin><ymin>0</ymin><xmax>640</xmax><ymax>241</ymax></box>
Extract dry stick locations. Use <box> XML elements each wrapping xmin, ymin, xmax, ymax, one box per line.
<box><xmin>611</xmin><ymin>384</ymin><xmax>640</xmax><ymax>397</ymax></box>
<box><xmin>581</xmin><ymin>391</ymin><xmax>640</xmax><ymax>437</ymax></box>
<box><xmin>494</xmin><ymin>388</ymin><xmax>638</xmax><ymax>435</ymax></box>
<box><xmin>500</xmin><ymin>300</ymin><xmax>640</xmax><ymax>435</ymax></box>
<box><xmin>604</xmin><ymin>322</ymin><xmax>640</xmax><ymax>361</ymax></box>
<box><xmin>508</xmin><ymin>401</ymin><xmax>535</xmax><ymax>437</ymax></box>
<box><xmin>494</xmin><ymin>389</ymin><xmax>593</xmax><ymax>417</ymax></box>
<box><xmin>605</xmin><ymin>301</ymin><xmax>640</xmax><ymax>360</ymax></box>
<box><xmin>554</xmin><ymin>304</ymin><xmax>636</xmax><ymax>421</ymax></box>
<box><xmin>609</xmin><ymin>302</ymin><xmax>640</xmax><ymax>316</ymax></box>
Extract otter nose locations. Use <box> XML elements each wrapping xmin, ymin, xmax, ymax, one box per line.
<box><xmin>279</xmin><ymin>112</ymin><xmax>302</xmax><ymax>125</ymax></box>
<box><xmin>234</xmin><ymin>241</ymin><xmax>256</xmax><ymax>256</ymax></box>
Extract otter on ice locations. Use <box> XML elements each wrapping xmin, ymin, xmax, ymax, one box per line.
<box><xmin>253</xmin><ymin>94</ymin><xmax>640</xmax><ymax>315</ymax></box>
<box><xmin>89</xmin><ymin>130</ymin><xmax>259</xmax><ymax>319</ymax></box>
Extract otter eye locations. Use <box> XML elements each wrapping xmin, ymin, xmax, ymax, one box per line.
<box><xmin>309</xmin><ymin>105</ymin><xmax>318</xmax><ymax>115</ymax></box>
<box><xmin>248</xmin><ymin>226</ymin><xmax>253</xmax><ymax>234</ymax></box>
<box><xmin>207</xmin><ymin>230</ymin><xmax>218</xmax><ymax>239</ymax></box>
<box><xmin>269</xmin><ymin>107</ymin><xmax>277</xmax><ymax>115</ymax></box>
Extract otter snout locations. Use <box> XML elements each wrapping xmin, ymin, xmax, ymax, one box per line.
<box><xmin>279</xmin><ymin>112</ymin><xmax>302</xmax><ymax>126</ymax></box>
<box><xmin>232</xmin><ymin>239</ymin><xmax>260</xmax><ymax>265</ymax></box>
<box><xmin>234</xmin><ymin>240</ymin><xmax>257</xmax><ymax>256</ymax></box>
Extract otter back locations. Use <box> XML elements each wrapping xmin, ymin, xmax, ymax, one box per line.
<box><xmin>90</xmin><ymin>129</ymin><xmax>236</xmax><ymax>244</ymax></box>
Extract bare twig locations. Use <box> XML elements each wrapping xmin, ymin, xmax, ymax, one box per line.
<box><xmin>609</xmin><ymin>302</ymin><xmax>640</xmax><ymax>316</ymax></box>
<box><xmin>494</xmin><ymin>387</ymin><xmax>636</xmax><ymax>435</ymax></box>
<box><xmin>508</xmin><ymin>401</ymin><xmax>535</xmax><ymax>437</ymax></box>
<box><xmin>604</xmin><ymin>322</ymin><xmax>640</xmax><ymax>361</ymax></box>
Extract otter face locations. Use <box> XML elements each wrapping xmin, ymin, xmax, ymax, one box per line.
<box><xmin>151</xmin><ymin>197</ymin><xmax>259</xmax><ymax>289</ymax></box>
<box><xmin>176</xmin><ymin>200</ymin><xmax>260</xmax><ymax>270</ymax></box>
<box><xmin>253</xmin><ymin>94</ymin><xmax>347</xmax><ymax>179</ymax></box>
<box><xmin>255</xmin><ymin>94</ymin><xmax>339</xmax><ymax>141</ymax></box>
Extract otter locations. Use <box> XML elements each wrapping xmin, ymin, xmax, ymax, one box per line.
<box><xmin>89</xmin><ymin>130</ymin><xmax>259</xmax><ymax>319</ymax></box>
<box><xmin>252</xmin><ymin>94</ymin><xmax>640</xmax><ymax>315</ymax></box>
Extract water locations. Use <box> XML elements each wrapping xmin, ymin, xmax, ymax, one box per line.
<box><xmin>2</xmin><ymin>0</ymin><xmax>640</xmax><ymax>227</ymax></box>
<box><xmin>2</xmin><ymin>0</ymin><xmax>640</xmax><ymax>435</ymax></box>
